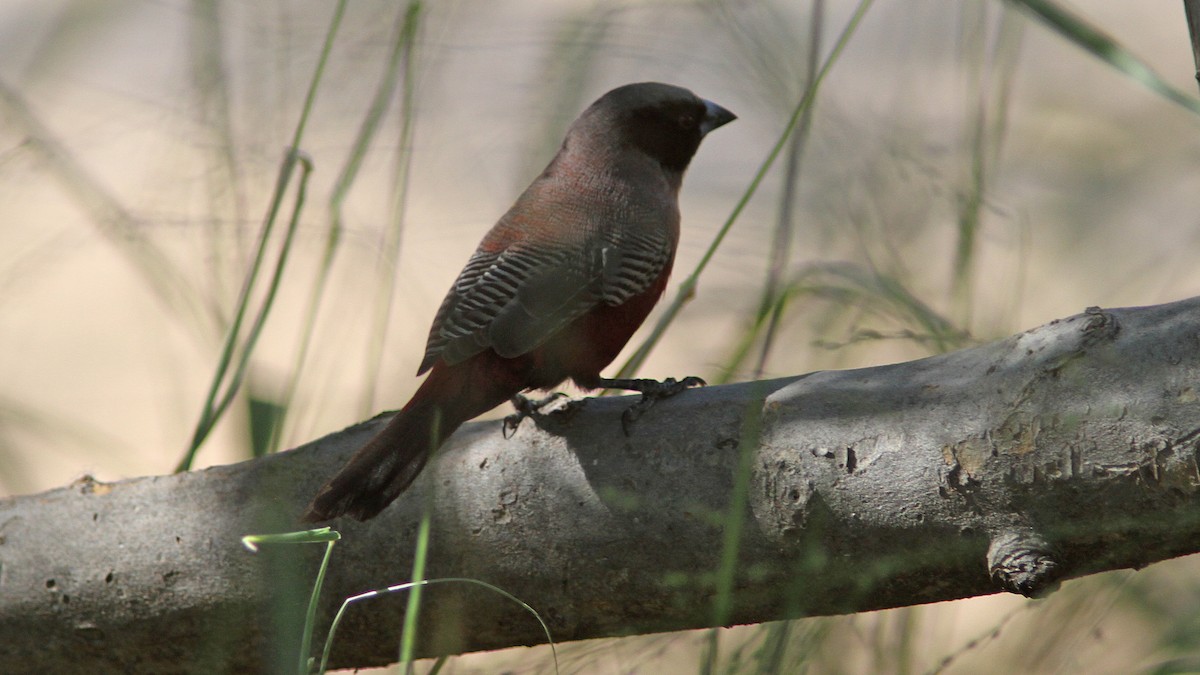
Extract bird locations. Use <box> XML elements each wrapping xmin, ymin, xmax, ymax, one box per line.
<box><xmin>303</xmin><ymin>82</ymin><xmax>735</xmax><ymax>522</ymax></box>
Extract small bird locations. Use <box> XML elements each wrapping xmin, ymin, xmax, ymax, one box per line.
<box><xmin>304</xmin><ymin>82</ymin><xmax>735</xmax><ymax>522</ymax></box>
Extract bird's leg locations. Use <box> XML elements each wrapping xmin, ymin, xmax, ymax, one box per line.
<box><xmin>596</xmin><ymin>376</ymin><xmax>706</xmax><ymax>435</ymax></box>
<box><xmin>503</xmin><ymin>392</ymin><xmax>573</xmax><ymax>438</ymax></box>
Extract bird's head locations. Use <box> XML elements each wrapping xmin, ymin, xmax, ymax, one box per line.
<box><xmin>572</xmin><ymin>82</ymin><xmax>736</xmax><ymax>174</ymax></box>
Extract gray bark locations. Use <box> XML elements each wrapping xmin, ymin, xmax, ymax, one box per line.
<box><xmin>3</xmin><ymin>298</ymin><xmax>1200</xmax><ymax>673</ymax></box>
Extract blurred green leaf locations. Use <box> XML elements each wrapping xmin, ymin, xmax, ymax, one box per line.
<box><xmin>247</xmin><ymin>391</ymin><xmax>286</xmax><ymax>459</ymax></box>
<box><xmin>1008</xmin><ymin>0</ymin><xmax>1200</xmax><ymax>115</ymax></box>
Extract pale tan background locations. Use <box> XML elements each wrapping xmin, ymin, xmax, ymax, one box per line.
<box><xmin>2</xmin><ymin>1</ymin><xmax>1199</xmax><ymax>672</ymax></box>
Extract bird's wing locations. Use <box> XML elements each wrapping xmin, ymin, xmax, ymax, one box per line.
<box><xmin>418</xmin><ymin>223</ymin><xmax>672</xmax><ymax>373</ymax></box>
<box><xmin>594</xmin><ymin>227</ymin><xmax>675</xmax><ymax>306</ymax></box>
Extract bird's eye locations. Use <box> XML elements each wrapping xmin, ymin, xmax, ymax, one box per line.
<box><xmin>678</xmin><ymin>114</ymin><xmax>698</xmax><ymax>130</ymax></box>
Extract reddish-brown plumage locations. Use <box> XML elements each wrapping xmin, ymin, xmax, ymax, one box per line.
<box><xmin>304</xmin><ymin>82</ymin><xmax>735</xmax><ymax>522</ymax></box>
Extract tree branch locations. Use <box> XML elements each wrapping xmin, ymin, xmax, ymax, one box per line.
<box><xmin>4</xmin><ymin>298</ymin><xmax>1200</xmax><ymax>672</ymax></box>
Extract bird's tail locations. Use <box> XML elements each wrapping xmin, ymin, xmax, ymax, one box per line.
<box><xmin>302</xmin><ymin>362</ymin><xmax>510</xmax><ymax>522</ymax></box>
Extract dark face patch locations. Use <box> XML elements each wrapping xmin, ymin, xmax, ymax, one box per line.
<box><xmin>625</xmin><ymin>98</ymin><xmax>709</xmax><ymax>173</ymax></box>
<box><xmin>582</xmin><ymin>82</ymin><xmax>715</xmax><ymax>174</ymax></box>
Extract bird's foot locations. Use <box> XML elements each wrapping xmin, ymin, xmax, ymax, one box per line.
<box><xmin>503</xmin><ymin>392</ymin><xmax>580</xmax><ymax>438</ymax></box>
<box><xmin>597</xmin><ymin>376</ymin><xmax>706</xmax><ymax>435</ymax></box>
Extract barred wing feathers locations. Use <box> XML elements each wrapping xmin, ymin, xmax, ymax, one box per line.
<box><xmin>417</xmin><ymin>224</ymin><xmax>671</xmax><ymax>374</ymax></box>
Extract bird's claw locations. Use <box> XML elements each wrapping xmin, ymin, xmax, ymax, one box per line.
<box><xmin>503</xmin><ymin>392</ymin><xmax>574</xmax><ymax>438</ymax></box>
<box><xmin>619</xmin><ymin>376</ymin><xmax>706</xmax><ymax>436</ymax></box>
<box><xmin>502</xmin><ymin>413</ymin><xmax>523</xmax><ymax>439</ymax></box>
<box><xmin>673</xmin><ymin>376</ymin><xmax>707</xmax><ymax>390</ymax></box>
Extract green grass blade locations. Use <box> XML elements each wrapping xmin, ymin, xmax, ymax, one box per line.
<box><xmin>615</xmin><ymin>0</ymin><xmax>877</xmax><ymax>380</ymax></box>
<box><xmin>269</xmin><ymin>0</ymin><xmax>423</xmax><ymax>454</ymax></box>
<box><xmin>178</xmin><ymin>152</ymin><xmax>315</xmax><ymax>470</ymax></box>
<box><xmin>1008</xmin><ymin>0</ymin><xmax>1200</xmax><ymax>116</ymax></box>
<box><xmin>799</xmin><ymin>262</ymin><xmax>970</xmax><ymax>353</ymax></box>
<box><xmin>714</xmin><ymin>398</ymin><xmax>765</xmax><ymax>629</ymax></box>
<box><xmin>359</xmin><ymin>0</ymin><xmax>423</xmax><ymax>418</ymax></box>
<box><xmin>752</xmin><ymin>0</ymin><xmax>825</xmax><ymax>381</ymax></box>
<box><xmin>247</xmin><ymin>391</ymin><xmax>286</xmax><ymax>458</ymax></box>
<box><xmin>176</xmin><ymin>1</ymin><xmax>348</xmax><ymax>471</ymax></box>
<box><xmin>241</xmin><ymin>527</ymin><xmax>342</xmax><ymax>675</ymax></box>
<box><xmin>398</xmin><ymin>508</ymin><xmax>431</xmax><ymax>669</ymax></box>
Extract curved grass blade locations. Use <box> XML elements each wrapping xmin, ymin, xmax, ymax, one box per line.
<box><xmin>1008</xmin><ymin>0</ymin><xmax>1200</xmax><ymax>116</ymax></box>
<box><xmin>242</xmin><ymin>527</ymin><xmax>343</xmax><ymax>675</ymax></box>
<box><xmin>317</xmin><ymin>577</ymin><xmax>559</xmax><ymax>675</ymax></box>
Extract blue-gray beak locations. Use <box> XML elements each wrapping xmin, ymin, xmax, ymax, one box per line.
<box><xmin>699</xmin><ymin>99</ymin><xmax>737</xmax><ymax>136</ymax></box>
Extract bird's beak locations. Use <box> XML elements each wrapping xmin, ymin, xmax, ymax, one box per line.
<box><xmin>699</xmin><ymin>99</ymin><xmax>736</xmax><ymax>136</ymax></box>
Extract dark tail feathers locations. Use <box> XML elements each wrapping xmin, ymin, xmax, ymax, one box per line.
<box><xmin>302</xmin><ymin>401</ymin><xmax>445</xmax><ymax>522</ymax></box>
<box><xmin>302</xmin><ymin>362</ymin><xmax>509</xmax><ymax>522</ymax></box>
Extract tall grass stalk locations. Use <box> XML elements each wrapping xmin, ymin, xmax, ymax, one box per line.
<box><xmin>267</xmin><ymin>0</ymin><xmax>423</xmax><ymax>454</ymax></box>
<box><xmin>950</xmin><ymin>3</ymin><xmax>1023</xmax><ymax>323</ymax></box>
<box><xmin>187</xmin><ymin>0</ymin><xmax>249</xmax><ymax>312</ymax></box>
<box><xmin>178</xmin><ymin>150</ymin><xmax>315</xmax><ymax>470</ymax></box>
<box><xmin>700</xmin><ymin>391</ymin><xmax>765</xmax><ymax>673</ymax></box>
<box><xmin>516</xmin><ymin>4</ymin><xmax>613</xmax><ymax>185</ymax></box>
<box><xmin>752</xmin><ymin>0</ymin><xmax>824</xmax><ymax>382</ymax></box>
<box><xmin>176</xmin><ymin>0</ymin><xmax>348</xmax><ymax>471</ymax></box>
<box><xmin>397</xmin><ymin>509</ymin><xmax>432</xmax><ymax>672</ymax></box>
<box><xmin>615</xmin><ymin>0</ymin><xmax>876</xmax><ymax>380</ymax></box>
<box><xmin>360</xmin><ymin>0</ymin><xmax>423</xmax><ymax>418</ymax></box>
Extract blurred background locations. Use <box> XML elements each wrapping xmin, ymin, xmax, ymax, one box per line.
<box><xmin>2</xmin><ymin>0</ymin><xmax>1200</xmax><ymax>672</ymax></box>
